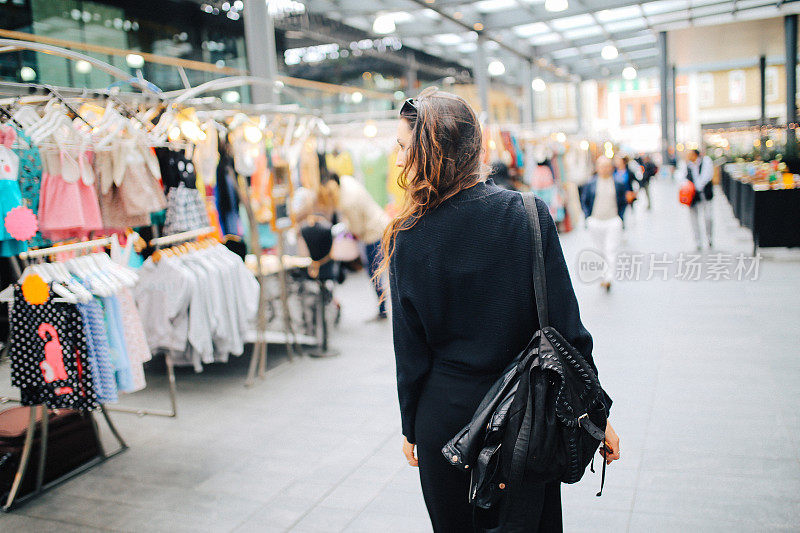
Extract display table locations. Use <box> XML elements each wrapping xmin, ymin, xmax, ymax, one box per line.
<box><xmin>721</xmin><ymin>166</ymin><xmax>800</xmax><ymax>253</ymax></box>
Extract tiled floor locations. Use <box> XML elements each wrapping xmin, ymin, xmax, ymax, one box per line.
<box><xmin>2</xmin><ymin>179</ymin><xmax>799</xmax><ymax>532</ymax></box>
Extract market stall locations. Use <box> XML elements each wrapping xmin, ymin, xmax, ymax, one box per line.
<box><xmin>722</xmin><ymin>162</ymin><xmax>800</xmax><ymax>253</ymax></box>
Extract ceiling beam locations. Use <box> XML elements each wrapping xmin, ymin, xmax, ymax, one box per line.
<box><xmin>402</xmin><ymin>0</ymin><xmax>574</xmax><ymax>80</ymax></box>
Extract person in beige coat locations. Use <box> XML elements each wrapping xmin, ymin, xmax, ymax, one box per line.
<box><xmin>319</xmin><ymin>173</ymin><xmax>390</xmax><ymax>319</ymax></box>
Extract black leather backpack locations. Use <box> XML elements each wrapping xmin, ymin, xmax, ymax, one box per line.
<box><xmin>441</xmin><ymin>192</ymin><xmax>610</xmax><ymax>528</ymax></box>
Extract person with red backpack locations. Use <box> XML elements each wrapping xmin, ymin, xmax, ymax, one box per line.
<box><xmin>676</xmin><ymin>149</ymin><xmax>714</xmax><ymax>250</ymax></box>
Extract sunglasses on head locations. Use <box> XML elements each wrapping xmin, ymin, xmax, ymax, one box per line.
<box><xmin>400</xmin><ymin>97</ymin><xmax>417</xmax><ymax>115</ymax></box>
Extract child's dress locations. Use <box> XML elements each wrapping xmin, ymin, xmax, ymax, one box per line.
<box><xmin>0</xmin><ymin>126</ymin><xmax>27</xmax><ymax>257</ymax></box>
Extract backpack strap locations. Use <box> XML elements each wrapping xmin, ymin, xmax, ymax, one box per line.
<box><xmin>521</xmin><ymin>193</ymin><xmax>549</xmax><ymax>328</ymax></box>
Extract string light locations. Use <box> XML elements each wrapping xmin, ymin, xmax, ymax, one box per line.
<box><xmin>364</xmin><ymin>121</ymin><xmax>378</xmax><ymax>138</ymax></box>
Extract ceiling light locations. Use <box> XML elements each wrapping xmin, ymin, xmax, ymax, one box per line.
<box><xmin>126</xmin><ymin>53</ymin><xmax>145</xmax><ymax>68</ymax></box>
<box><xmin>622</xmin><ymin>66</ymin><xmax>637</xmax><ymax>80</ymax></box>
<box><xmin>579</xmin><ymin>140</ymin><xmax>589</xmax><ymax>150</ymax></box>
<box><xmin>473</xmin><ymin>22</ymin><xmax>484</xmax><ymax>31</ymax></box>
<box><xmin>373</xmin><ymin>14</ymin><xmax>396</xmax><ymax>34</ymax></box>
<box><xmin>19</xmin><ymin>66</ymin><xmax>36</xmax><ymax>81</ymax></box>
<box><xmin>75</xmin><ymin>60</ymin><xmax>92</xmax><ymax>74</ymax></box>
<box><xmin>222</xmin><ymin>90</ymin><xmax>240</xmax><ymax>103</ymax></box>
<box><xmin>555</xmin><ymin>132</ymin><xmax>566</xmax><ymax>143</ymax></box>
<box><xmin>394</xmin><ymin>90</ymin><xmax>405</xmax><ymax>100</ymax></box>
<box><xmin>488</xmin><ymin>60</ymin><xmax>505</xmax><ymax>76</ymax></box>
<box><xmin>351</xmin><ymin>91</ymin><xmax>364</xmax><ymax>103</ymax></box>
<box><xmin>601</xmin><ymin>45</ymin><xmax>618</xmax><ymax>60</ymax></box>
<box><xmin>544</xmin><ymin>0</ymin><xmax>568</xmax><ymax>12</ymax></box>
<box><xmin>453</xmin><ymin>11</ymin><xmax>463</xmax><ymax>19</ymax></box>
<box><xmin>531</xmin><ymin>78</ymin><xmax>546</xmax><ymax>92</ymax></box>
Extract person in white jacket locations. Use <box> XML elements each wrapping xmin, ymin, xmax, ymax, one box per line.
<box><xmin>318</xmin><ymin>174</ymin><xmax>390</xmax><ymax>319</ymax></box>
<box><xmin>676</xmin><ymin>149</ymin><xmax>714</xmax><ymax>250</ymax></box>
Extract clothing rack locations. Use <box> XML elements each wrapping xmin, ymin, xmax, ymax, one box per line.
<box><xmin>2</xmin><ymin>239</ymin><xmax>130</xmax><ymax>510</ymax></box>
<box><xmin>1</xmin><ymin>403</ymin><xmax>128</xmax><ymax>512</ymax></box>
<box><xmin>105</xmin><ymin>227</ymin><xmax>216</xmax><ymax>418</ymax></box>
<box><xmin>12</xmin><ymin>237</ymin><xmax>178</xmax><ymax>418</ymax></box>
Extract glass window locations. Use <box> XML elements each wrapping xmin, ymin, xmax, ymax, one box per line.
<box><xmin>766</xmin><ymin>66</ymin><xmax>779</xmax><ymax>102</ymax></box>
<box><xmin>728</xmin><ymin>70</ymin><xmax>746</xmax><ymax>104</ymax></box>
<box><xmin>535</xmin><ymin>90</ymin><xmax>549</xmax><ymax>118</ymax></box>
<box><xmin>624</xmin><ymin>104</ymin><xmax>635</xmax><ymax>125</ymax></box>
<box><xmin>551</xmin><ymin>84</ymin><xmax>567</xmax><ymax>117</ymax></box>
<box><xmin>698</xmin><ymin>73</ymin><xmax>714</xmax><ymax>107</ymax></box>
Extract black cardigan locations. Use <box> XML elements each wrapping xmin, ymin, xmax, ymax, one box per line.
<box><xmin>389</xmin><ymin>180</ymin><xmax>611</xmax><ymax>443</ymax></box>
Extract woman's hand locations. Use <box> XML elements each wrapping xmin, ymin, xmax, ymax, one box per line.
<box><xmin>403</xmin><ymin>436</ymin><xmax>418</xmax><ymax>467</ymax></box>
<box><xmin>602</xmin><ymin>421</ymin><xmax>621</xmax><ymax>465</ymax></box>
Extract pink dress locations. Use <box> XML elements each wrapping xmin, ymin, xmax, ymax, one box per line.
<box><xmin>38</xmin><ymin>147</ymin><xmax>103</xmax><ymax>241</ymax></box>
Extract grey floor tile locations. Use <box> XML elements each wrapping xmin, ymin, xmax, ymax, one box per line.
<box><xmin>288</xmin><ymin>506</ymin><xmax>359</xmax><ymax>532</ymax></box>
<box><xmin>561</xmin><ymin>509</ymin><xmax>631</xmax><ymax>532</ymax></box>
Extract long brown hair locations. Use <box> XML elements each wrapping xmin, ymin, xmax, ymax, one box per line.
<box><xmin>375</xmin><ymin>87</ymin><xmax>485</xmax><ymax>293</ymax></box>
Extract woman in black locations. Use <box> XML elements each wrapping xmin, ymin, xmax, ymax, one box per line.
<box><xmin>381</xmin><ymin>88</ymin><xmax>620</xmax><ymax>532</ymax></box>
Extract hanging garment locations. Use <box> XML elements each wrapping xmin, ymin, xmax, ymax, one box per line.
<box><xmin>215</xmin><ymin>149</ymin><xmax>242</xmax><ymax>236</ymax></box>
<box><xmin>116</xmin><ymin>287</ymin><xmax>150</xmax><ymax>392</ymax></box>
<box><xmin>99</xmin><ymin>295</ymin><xmax>135</xmax><ymax>394</ymax></box>
<box><xmin>0</xmin><ymin>131</ymin><xmax>27</xmax><ymax>257</ymax></box>
<box><xmin>194</xmin><ymin>123</ymin><xmax>219</xmax><ymax>188</ymax></box>
<box><xmin>77</xmin><ymin>298</ymin><xmax>118</xmax><ymax>404</ymax></box>
<box><xmin>95</xmin><ymin>151</ymin><xmax>150</xmax><ymax>229</ymax></box>
<box><xmin>8</xmin><ymin>285</ymin><xmax>99</xmax><ymax>410</ymax></box>
<box><xmin>8</xmin><ymin>125</ymin><xmax>47</xmax><ymax>248</ymax></box>
<box><xmin>359</xmin><ymin>151</ymin><xmax>389</xmax><ymax>206</ymax></box>
<box><xmin>37</xmin><ymin>148</ymin><xmax>103</xmax><ymax>241</ymax></box>
<box><xmin>133</xmin><ymin>256</ymin><xmax>192</xmax><ymax>355</ymax></box>
<box><xmin>299</xmin><ymin>140</ymin><xmax>320</xmax><ymax>190</ymax></box>
<box><xmin>326</xmin><ymin>150</ymin><xmax>355</xmax><ymax>178</ymax></box>
<box><xmin>115</xmin><ymin>141</ymin><xmax>167</xmax><ymax>218</ymax></box>
<box><xmin>164</xmin><ymin>183</ymin><xmax>210</xmax><ymax>235</ymax></box>
<box><xmin>155</xmin><ymin>148</ymin><xmax>198</xmax><ymax>190</ymax></box>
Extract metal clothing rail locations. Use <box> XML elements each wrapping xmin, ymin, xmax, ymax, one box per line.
<box><xmin>0</xmin><ymin>38</ymin><xmax>160</xmax><ymax>95</ymax></box>
<box><xmin>17</xmin><ymin>236</ymin><xmax>118</xmax><ymax>261</ymax></box>
<box><xmin>149</xmin><ymin>226</ymin><xmax>215</xmax><ymax>248</ymax></box>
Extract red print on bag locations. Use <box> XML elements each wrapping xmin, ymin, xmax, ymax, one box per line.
<box><xmin>38</xmin><ymin>323</ymin><xmax>69</xmax><ymax>390</ymax></box>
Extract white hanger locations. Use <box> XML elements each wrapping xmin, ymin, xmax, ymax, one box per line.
<box><xmin>49</xmin><ymin>262</ymin><xmax>94</xmax><ymax>303</ymax></box>
<box><xmin>66</xmin><ymin>256</ymin><xmax>112</xmax><ymax>297</ymax></box>
<box><xmin>11</xmin><ymin>105</ymin><xmax>41</xmax><ymax>131</ymax></box>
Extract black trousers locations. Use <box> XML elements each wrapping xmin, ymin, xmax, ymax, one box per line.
<box><xmin>415</xmin><ymin>369</ymin><xmax>563</xmax><ymax>533</ymax></box>
<box><xmin>417</xmin><ymin>444</ymin><xmax>562</xmax><ymax>533</ymax></box>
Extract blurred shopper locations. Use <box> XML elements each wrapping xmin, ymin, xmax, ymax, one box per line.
<box><xmin>318</xmin><ymin>173</ymin><xmax>390</xmax><ymax>319</ymax></box>
<box><xmin>581</xmin><ymin>156</ymin><xmax>629</xmax><ymax>292</ymax></box>
<box><xmin>382</xmin><ymin>88</ymin><xmax>619</xmax><ymax>532</ymax></box>
<box><xmin>639</xmin><ymin>154</ymin><xmax>659</xmax><ymax>210</ymax></box>
<box><xmin>676</xmin><ymin>149</ymin><xmax>714</xmax><ymax>250</ymax></box>
<box><xmin>613</xmin><ymin>155</ymin><xmax>637</xmax><ymax>204</ymax></box>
